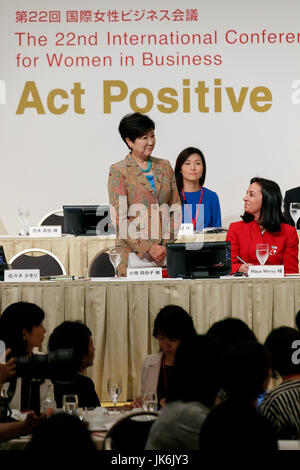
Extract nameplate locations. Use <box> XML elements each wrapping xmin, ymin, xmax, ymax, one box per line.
<box><xmin>4</xmin><ymin>269</ymin><xmax>40</xmax><ymax>282</ymax></box>
<box><xmin>178</xmin><ymin>223</ymin><xmax>194</xmax><ymax>237</ymax></box>
<box><xmin>248</xmin><ymin>265</ymin><xmax>284</xmax><ymax>278</ymax></box>
<box><xmin>126</xmin><ymin>267</ymin><xmax>162</xmax><ymax>280</ymax></box>
<box><xmin>29</xmin><ymin>226</ymin><xmax>62</xmax><ymax>237</ymax></box>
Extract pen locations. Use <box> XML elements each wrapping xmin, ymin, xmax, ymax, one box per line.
<box><xmin>237</xmin><ymin>256</ymin><xmax>247</xmax><ymax>264</ymax></box>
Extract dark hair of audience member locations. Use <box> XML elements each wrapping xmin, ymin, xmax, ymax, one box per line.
<box><xmin>153</xmin><ymin>305</ymin><xmax>197</xmax><ymax>341</ymax></box>
<box><xmin>118</xmin><ymin>112</ymin><xmax>155</xmax><ymax>148</ymax></box>
<box><xmin>295</xmin><ymin>311</ymin><xmax>300</xmax><ymax>332</ymax></box>
<box><xmin>166</xmin><ymin>334</ymin><xmax>222</xmax><ymax>408</ymax></box>
<box><xmin>207</xmin><ymin>317</ymin><xmax>257</xmax><ymax>350</ymax></box>
<box><xmin>48</xmin><ymin>321</ymin><xmax>92</xmax><ymax>371</ymax></box>
<box><xmin>221</xmin><ymin>342</ymin><xmax>271</xmax><ymax>402</ymax></box>
<box><xmin>264</xmin><ymin>326</ymin><xmax>300</xmax><ymax>378</ymax></box>
<box><xmin>26</xmin><ymin>413</ymin><xmax>97</xmax><ymax>452</ymax></box>
<box><xmin>0</xmin><ymin>302</ymin><xmax>45</xmax><ymax>356</ymax></box>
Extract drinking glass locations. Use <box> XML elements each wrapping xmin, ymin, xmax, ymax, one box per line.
<box><xmin>107</xmin><ymin>377</ymin><xmax>122</xmax><ymax>408</ymax></box>
<box><xmin>62</xmin><ymin>394</ymin><xmax>79</xmax><ymax>415</ymax></box>
<box><xmin>290</xmin><ymin>202</ymin><xmax>300</xmax><ymax>228</ymax></box>
<box><xmin>256</xmin><ymin>244</ymin><xmax>269</xmax><ymax>265</ymax></box>
<box><xmin>18</xmin><ymin>206</ymin><xmax>31</xmax><ymax>236</ymax></box>
<box><xmin>108</xmin><ymin>247</ymin><xmax>122</xmax><ymax>278</ymax></box>
<box><xmin>142</xmin><ymin>392</ymin><xmax>158</xmax><ymax>412</ymax></box>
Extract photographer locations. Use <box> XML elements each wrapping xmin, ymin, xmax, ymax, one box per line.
<box><xmin>0</xmin><ymin>349</ymin><xmax>41</xmax><ymax>442</ymax></box>
<box><xmin>0</xmin><ymin>348</ymin><xmax>16</xmax><ymax>385</ymax></box>
<box><xmin>0</xmin><ymin>302</ymin><xmax>53</xmax><ymax>412</ymax></box>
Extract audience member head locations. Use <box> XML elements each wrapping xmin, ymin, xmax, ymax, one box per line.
<box><xmin>264</xmin><ymin>326</ymin><xmax>300</xmax><ymax>378</ymax></box>
<box><xmin>168</xmin><ymin>334</ymin><xmax>221</xmax><ymax>408</ymax></box>
<box><xmin>242</xmin><ymin>177</ymin><xmax>285</xmax><ymax>231</ymax></box>
<box><xmin>296</xmin><ymin>311</ymin><xmax>300</xmax><ymax>331</ymax></box>
<box><xmin>0</xmin><ymin>302</ymin><xmax>45</xmax><ymax>356</ymax></box>
<box><xmin>118</xmin><ymin>112</ymin><xmax>155</xmax><ymax>149</ymax></box>
<box><xmin>221</xmin><ymin>342</ymin><xmax>271</xmax><ymax>403</ymax></box>
<box><xmin>27</xmin><ymin>413</ymin><xmax>97</xmax><ymax>452</ymax></box>
<box><xmin>207</xmin><ymin>317</ymin><xmax>257</xmax><ymax>351</ymax></box>
<box><xmin>153</xmin><ymin>305</ymin><xmax>196</xmax><ymax>360</ymax></box>
<box><xmin>174</xmin><ymin>147</ymin><xmax>206</xmax><ymax>192</ymax></box>
<box><xmin>48</xmin><ymin>321</ymin><xmax>95</xmax><ymax>373</ymax></box>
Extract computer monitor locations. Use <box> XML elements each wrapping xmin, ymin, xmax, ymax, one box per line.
<box><xmin>166</xmin><ymin>241</ymin><xmax>232</xmax><ymax>278</ymax></box>
<box><xmin>0</xmin><ymin>245</ymin><xmax>9</xmax><ymax>281</ymax></box>
<box><xmin>63</xmin><ymin>205</ymin><xmax>115</xmax><ymax>236</ymax></box>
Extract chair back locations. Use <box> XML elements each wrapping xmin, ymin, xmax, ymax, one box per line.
<box><xmin>88</xmin><ymin>249</ymin><xmax>115</xmax><ymax>277</ymax></box>
<box><xmin>38</xmin><ymin>210</ymin><xmax>65</xmax><ymax>233</ymax></box>
<box><xmin>103</xmin><ymin>410</ymin><xmax>159</xmax><ymax>451</ymax></box>
<box><xmin>9</xmin><ymin>249</ymin><xmax>66</xmax><ymax>277</ymax></box>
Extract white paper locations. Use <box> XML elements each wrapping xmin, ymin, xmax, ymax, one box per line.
<box><xmin>128</xmin><ymin>252</ymin><xmax>166</xmax><ymax>268</ymax></box>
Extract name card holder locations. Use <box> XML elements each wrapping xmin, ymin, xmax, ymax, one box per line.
<box><xmin>248</xmin><ymin>265</ymin><xmax>284</xmax><ymax>278</ymax></box>
<box><xmin>29</xmin><ymin>226</ymin><xmax>62</xmax><ymax>237</ymax></box>
<box><xmin>178</xmin><ymin>223</ymin><xmax>194</xmax><ymax>237</ymax></box>
<box><xmin>126</xmin><ymin>267</ymin><xmax>162</xmax><ymax>281</ymax></box>
<box><xmin>4</xmin><ymin>269</ymin><xmax>40</xmax><ymax>282</ymax></box>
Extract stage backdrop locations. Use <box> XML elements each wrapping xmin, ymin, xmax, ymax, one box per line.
<box><xmin>1</xmin><ymin>0</ymin><xmax>300</xmax><ymax>234</ymax></box>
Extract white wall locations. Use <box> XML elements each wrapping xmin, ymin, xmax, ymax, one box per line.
<box><xmin>1</xmin><ymin>0</ymin><xmax>300</xmax><ymax>233</ymax></box>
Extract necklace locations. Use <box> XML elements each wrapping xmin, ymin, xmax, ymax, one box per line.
<box><xmin>140</xmin><ymin>157</ymin><xmax>152</xmax><ymax>173</ymax></box>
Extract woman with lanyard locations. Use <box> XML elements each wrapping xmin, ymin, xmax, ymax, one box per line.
<box><xmin>133</xmin><ymin>305</ymin><xmax>197</xmax><ymax>409</ymax></box>
<box><xmin>174</xmin><ymin>147</ymin><xmax>221</xmax><ymax>230</ymax></box>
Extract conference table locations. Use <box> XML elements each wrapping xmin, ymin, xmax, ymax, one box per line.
<box><xmin>0</xmin><ymin>234</ymin><xmax>116</xmax><ymax>277</ymax></box>
<box><xmin>1</xmin><ymin>275</ymin><xmax>299</xmax><ymax>402</ymax></box>
<box><xmin>1</xmin><ymin>232</ymin><xmax>300</xmax><ymax>276</ymax></box>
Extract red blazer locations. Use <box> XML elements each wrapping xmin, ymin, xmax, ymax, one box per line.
<box><xmin>226</xmin><ymin>220</ymin><xmax>299</xmax><ymax>274</ymax></box>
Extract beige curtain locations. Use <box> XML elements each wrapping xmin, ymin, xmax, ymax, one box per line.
<box><xmin>1</xmin><ymin>278</ymin><xmax>299</xmax><ymax>401</ymax></box>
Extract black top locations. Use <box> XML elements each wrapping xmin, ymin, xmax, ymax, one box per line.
<box><xmin>199</xmin><ymin>398</ymin><xmax>278</xmax><ymax>452</ymax></box>
<box><xmin>53</xmin><ymin>372</ymin><xmax>100</xmax><ymax>408</ymax></box>
<box><xmin>157</xmin><ymin>362</ymin><xmax>174</xmax><ymax>409</ymax></box>
<box><xmin>21</xmin><ymin>377</ymin><xmax>41</xmax><ymax>414</ymax></box>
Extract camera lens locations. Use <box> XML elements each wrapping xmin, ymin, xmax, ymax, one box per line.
<box><xmin>15</xmin><ymin>349</ymin><xmax>74</xmax><ymax>383</ymax></box>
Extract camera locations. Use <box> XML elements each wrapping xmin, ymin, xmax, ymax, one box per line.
<box><xmin>0</xmin><ymin>349</ymin><xmax>75</xmax><ymax>421</ymax></box>
<box><xmin>15</xmin><ymin>349</ymin><xmax>75</xmax><ymax>384</ymax></box>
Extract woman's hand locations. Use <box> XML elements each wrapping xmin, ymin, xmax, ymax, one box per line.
<box><xmin>238</xmin><ymin>263</ymin><xmax>252</xmax><ymax>275</ymax></box>
<box><xmin>23</xmin><ymin>412</ymin><xmax>45</xmax><ymax>435</ymax></box>
<box><xmin>0</xmin><ymin>349</ymin><xmax>16</xmax><ymax>386</ymax></box>
<box><xmin>148</xmin><ymin>244</ymin><xmax>166</xmax><ymax>264</ymax></box>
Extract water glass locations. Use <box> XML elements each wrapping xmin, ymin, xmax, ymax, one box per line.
<box><xmin>290</xmin><ymin>202</ymin><xmax>300</xmax><ymax>227</ymax></box>
<box><xmin>142</xmin><ymin>392</ymin><xmax>158</xmax><ymax>412</ymax></box>
<box><xmin>256</xmin><ymin>244</ymin><xmax>269</xmax><ymax>265</ymax></box>
<box><xmin>18</xmin><ymin>206</ymin><xmax>31</xmax><ymax>235</ymax></box>
<box><xmin>107</xmin><ymin>377</ymin><xmax>122</xmax><ymax>408</ymax></box>
<box><xmin>62</xmin><ymin>394</ymin><xmax>79</xmax><ymax>415</ymax></box>
<box><xmin>108</xmin><ymin>247</ymin><xmax>122</xmax><ymax>278</ymax></box>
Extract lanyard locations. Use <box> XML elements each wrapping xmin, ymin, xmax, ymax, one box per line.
<box><xmin>162</xmin><ymin>356</ymin><xmax>167</xmax><ymax>391</ymax></box>
<box><xmin>181</xmin><ymin>188</ymin><xmax>203</xmax><ymax>230</ymax></box>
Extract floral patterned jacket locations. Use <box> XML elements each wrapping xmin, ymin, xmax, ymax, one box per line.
<box><xmin>108</xmin><ymin>153</ymin><xmax>181</xmax><ymax>276</ymax></box>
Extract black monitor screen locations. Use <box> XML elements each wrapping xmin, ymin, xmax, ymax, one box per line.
<box><xmin>63</xmin><ymin>205</ymin><xmax>115</xmax><ymax>236</ymax></box>
<box><xmin>0</xmin><ymin>245</ymin><xmax>8</xmax><ymax>281</ymax></box>
<box><xmin>166</xmin><ymin>241</ymin><xmax>232</xmax><ymax>278</ymax></box>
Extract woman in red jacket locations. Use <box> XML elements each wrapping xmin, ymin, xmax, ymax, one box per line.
<box><xmin>226</xmin><ymin>177</ymin><xmax>299</xmax><ymax>274</ymax></box>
